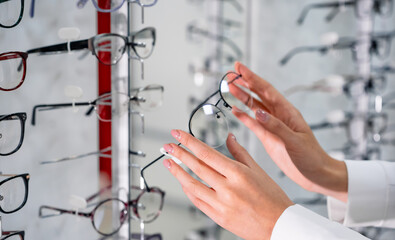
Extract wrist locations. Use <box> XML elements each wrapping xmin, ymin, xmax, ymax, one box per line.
<box><xmin>312</xmin><ymin>155</ymin><xmax>348</xmax><ymax>202</ymax></box>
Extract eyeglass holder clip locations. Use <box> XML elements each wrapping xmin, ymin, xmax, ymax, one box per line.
<box><xmin>58</xmin><ymin>27</ymin><xmax>81</xmax><ymax>54</ymax></box>
<box><xmin>160</xmin><ymin>147</ymin><xmax>182</xmax><ymax>165</ymax></box>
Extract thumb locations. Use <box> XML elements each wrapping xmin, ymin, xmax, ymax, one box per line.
<box><xmin>255</xmin><ymin>109</ymin><xmax>296</xmax><ymax>144</ymax></box>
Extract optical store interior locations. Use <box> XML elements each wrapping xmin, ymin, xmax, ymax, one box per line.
<box><xmin>1</xmin><ymin>0</ymin><xmax>395</xmax><ymax>239</ymax></box>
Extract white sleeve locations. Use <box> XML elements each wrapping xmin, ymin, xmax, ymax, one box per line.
<box><xmin>271</xmin><ymin>204</ymin><xmax>369</xmax><ymax>240</ymax></box>
<box><xmin>327</xmin><ymin>160</ymin><xmax>395</xmax><ymax>228</ymax></box>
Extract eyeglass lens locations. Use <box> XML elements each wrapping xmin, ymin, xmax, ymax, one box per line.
<box><xmin>220</xmin><ymin>72</ymin><xmax>253</xmax><ymax>111</ymax></box>
<box><xmin>93</xmin><ymin>199</ymin><xmax>128</xmax><ymax>236</ymax></box>
<box><xmin>134</xmin><ymin>189</ymin><xmax>162</xmax><ymax>222</ymax></box>
<box><xmin>136</xmin><ymin>85</ymin><xmax>163</xmax><ymax>110</ymax></box>
<box><xmin>0</xmin><ymin>116</ymin><xmax>23</xmax><ymax>155</ymax></box>
<box><xmin>0</xmin><ymin>0</ymin><xmax>22</xmax><ymax>28</ymax></box>
<box><xmin>132</xmin><ymin>28</ymin><xmax>155</xmax><ymax>59</ymax></box>
<box><xmin>1</xmin><ymin>232</ymin><xmax>24</xmax><ymax>240</ymax></box>
<box><xmin>189</xmin><ymin>105</ymin><xmax>229</xmax><ymax>148</ymax></box>
<box><xmin>93</xmin><ymin>35</ymin><xmax>126</xmax><ymax>65</ymax></box>
<box><xmin>0</xmin><ymin>53</ymin><xmax>25</xmax><ymax>91</ymax></box>
<box><xmin>95</xmin><ymin>93</ymin><xmax>113</xmax><ymax>122</ymax></box>
<box><xmin>0</xmin><ymin>176</ymin><xmax>27</xmax><ymax>213</ymax></box>
<box><xmin>92</xmin><ymin>0</ymin><xmax>125</xmax><ymax>12</ymax></box>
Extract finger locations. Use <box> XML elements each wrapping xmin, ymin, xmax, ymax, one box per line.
<box><xmin>234</xmin><ymin>62</ymin><xmax>294</xmax><ymax>116</ymax></box>
<box><xmin>170</xmin><ymin>130</ymin><xmax>234</xmax><ymax>175</ymax></box>
<box><xmin>163</xmin><ymin>143</ymin><xmax>226</xmax><ymax>188</ymax></box>
<box><xmin>182</xmin><ymin>187</ymin><xmax>222</xmax><ymax>226</ymax></box>
<box><xmin>254</xmin><ymin>109</ymin><xmax>297</xmax><ymax>145</ymax></box>
<box><xmin>227</xmin><ymin>82</ymin><xmax>270</xmax><ymax>113</ymax></box>
<box><xmin>226</xmin><ymin>133</ymin><xmax>257</xmax><ymax>168</ymax></box>
<box><xmin>164</xmin><ymin>159</ymin><xmax>218</xmax><ymax>205</ymax></box>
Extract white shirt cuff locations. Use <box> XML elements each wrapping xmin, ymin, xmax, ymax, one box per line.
<box><xmin>328</xmin><ymin>160</ymin><xmax>395</xmax><ymax>227</ymax></box>
<box><xmin>271</xmin><ymin>204</ymin><xmax>368</xmax><ymax>240</ymax></box>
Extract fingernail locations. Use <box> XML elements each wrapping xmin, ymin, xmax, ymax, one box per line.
<box><xmin>163</xmin><ymin>144</ymin><xmax>174</xmax><ymax>154</ymax></box>
<box><xmin>163</xmin><ymin>159</ymin><xmax>171</xmax><ymax>169</ymax></box>
<box><xmin>171</xmin><ymin>129</ymin><xmax>181</xmax><ymax>140</ymax></box>
<box><xmin>229</xmin><ymin>133</ymin><xmax>236</xmax><ymax>141</ymax></box>
<box><xmin>256</xmin><ymin>109</ymin><xmax>269</xmax><ymax>123</ymax></box>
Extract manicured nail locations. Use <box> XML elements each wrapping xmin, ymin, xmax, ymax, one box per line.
<box><xmin>256</xmin><ymin>109</ymin><xmax>269</xmax><ymax>123</ymax></box>
<box><xmin>171</xmin><ymin>129</ymin><xmax>181</xmax><ymax>140</ymax></box>
<box><xmin>229</xmin><ymin>133</ymin><xmax>236</xmax><ymax>141</ymax></box>
<box><xmin>163</xmin><ymin>159</ymin><xmax>171</xmax><ymax>169</ymax></box>
<box><xmin>163</xmin><ymin>144</ymin><xmax>174</xmax><ymax>154</ymax></box>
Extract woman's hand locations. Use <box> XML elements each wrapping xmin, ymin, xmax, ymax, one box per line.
<box><xmin>163</xmin><ymin>130</ymin><xmax>293</xmax><ymax>240</ymax></box>
<box><xmin>232</xmin><ymin>62</ymin><xmax>348</xmax><ymax>202</ymax></box>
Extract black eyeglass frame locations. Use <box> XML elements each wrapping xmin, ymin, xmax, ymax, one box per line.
<box><xmin>0</xmin><ymin>0</ymin><xmax>24</xmax><ymax>28</ymax></box>
<box><xmin>0</xmin><ymin>173</ymin><xmax>30</xmax><ymax>214</ymax></box>
<box><xmin>25</xmin><ymin>27</ymin><xmax>156</xmax><ymax>65</ymax></box>
<box><xmin>140</xmin><ymin>72</ymin><xmax>244</xmax><ymax>192</ymax></box>
<box><xmin>0</xmin><ymin>112</ymin><xmax>26</xmax><ymax>156</ymax></box>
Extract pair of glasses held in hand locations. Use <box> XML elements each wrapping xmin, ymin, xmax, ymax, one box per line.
<box><xmin>141</xmin><ymin>71</ymin><xmax>253</xmax><ymax>191</ymax></box>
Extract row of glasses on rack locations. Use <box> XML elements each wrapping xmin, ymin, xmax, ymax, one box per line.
<box><xmin>280</xmin><ymin>0</ymin><xmax>395</xmax><ymax>161</ymax></box>
<box><xmin>0</xmin><ymin>0</ymin><xmax>159</xmax><ymax>29</ymax></box>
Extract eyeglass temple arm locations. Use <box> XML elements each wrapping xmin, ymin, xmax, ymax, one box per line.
<box><xmin>187</xmin><ymin>25</ymin><xmax>243</xmax><ymax>59</ymax></box>
<box><xmin>32</xmin><ymin>102</ymin><xmax>91</xmax><ymax>125</ymax></box>
<box><xmin>30</xmin><ymin>0</ymin><xmax>36</xmax><ymax>18</ymax></box>
<box><xmin>39</xmin><ymin>205</ymin><xmax>91</xmax><ymax>218</ymax></box>
<box><xmin>141</xmin><ymin>154</ymin><xmax>165</xmax><ymax>192</ymax></box>
<box><xmin>130</xmin><ymin>111</ymin><xmax>145</xmax><ymax>134</ymax></box>
<box><xmin>131</xmin><ymin>233</ymin><xmax>163</xmax><ymax>240</ymax></box>
<box><xmin>309</xmin><ymin>121</ymin><xmax>347</xmax><ymax>130</ymax></box>
<box><xmin>0</xmin><ymin>0</ymin><xmax>11</xmax><ymax>3</ymax></box>
<box><xmin>85</xmin><ymin>185</ymin><xmax>113</xmax><ymax>203</ymax></box>
<box><xmin>297</xmin><ymin>1</ymin><xmax>355</xmax><ymax>24</ymax></box>
<box><xmin>279</xmin><ymin>46</ymin><xmax>328</xmax><ymax>65</ymax></box>
<box><xmin>77</xmin><ymin>0</ymin><xmax>89</xmax><ymax>8</ymax></box>
<box><xmin>26</xmin><ymin>39</ymin><xmax>89</xmax><ymax>56</ymax></box>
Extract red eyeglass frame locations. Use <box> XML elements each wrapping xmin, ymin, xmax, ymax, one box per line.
<box><xmin>0</xmin><ymin>51</ymin><xmax>28</xmax><ymax>91</ymax></box>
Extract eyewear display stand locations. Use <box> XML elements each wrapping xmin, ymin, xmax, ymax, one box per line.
<box><xmin>348</xmin><ymin>0</ymin><xmax>374</xmax><ymax>159</ymax></box>
<box><xmin>110</xmin><ymin>2</ymin><xmax>131</xmax><ymax>240</ymax></box>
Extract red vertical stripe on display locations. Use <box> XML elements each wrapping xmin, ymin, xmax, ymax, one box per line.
<box><xmin>97</xmin><ymin>0</ymin><xmax>112</xmax><ymax>183</ymax></box>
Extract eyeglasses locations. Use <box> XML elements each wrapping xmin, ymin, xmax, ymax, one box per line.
<box><xmin>0</xmin><ymin>0</ymin><xmax>24</xmax><ymax>28</ymax></box>
<box><xmin>31</xmin><ymin>92</ymin><xmax>146</xmax><ymax>133</ymax></box>
<box><xmin>141</xmin><ymin>71</ymin><xmax>252</xmax><ymax>191</ymax></box>
<box><xmin>297</xmin><ymin>0</ymin><xmax>393</xmax><ymax>25</ymax></box>
<box><xmin>26</xmin><ymin>27</ymin><xmax>156</xmax><ymax>79</ymax></box>
<box><xmin>39</xmin><ymin>185</ymin><xmax>165</xmax><ymax>236</ymax></box>
<box><xmin>1</xmin><ymin>231</ymin><xmax>25</xmax><ymax>240</ymax></box>
<box><xmin>284</xmin><ymin>74</ymin><xmax>386</xmax><ymax>98</ymax></box>
<box><xmin>280</xmin><ymin>30</ymin><xmax>395</xmax><ymax>65</ymax></box>
<box><xmin>77</xmin><ymin>0</ymin><xmax>158</xmax><ymax>24</ymax></box>
<box><xmin>0</xmin><ymin>112</ymin><xmax>26</xmax><ymax>156</ymax></box>
<box><xmin>310</xmin><ymin>111</ymin><xmax>388</xmax><ymax>144</ymax></box>
<box><xmin>0</xmin><ymin>173</ymin><xmax>30</xmax><ymax>214</ymax></box>
<box><xmin>0</xmin><ymin>52</ymin><xmax>28</xmax><ymax>91</ymax></box>
<box><xmin>98</xmin><ymin>232</ymin><xmax>162</xmax><ymax>240</ymax></box>
<box><xmin>187</xmin><ymin>24</ymin><xmax>243</xmax><ymax>65</ymax></box>
<box><xmin>40</xmin><ymin>146</ymin><xmax>146</xmax><ymax>165</ymax></box>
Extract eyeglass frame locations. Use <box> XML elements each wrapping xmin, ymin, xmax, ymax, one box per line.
<box><xmin>31</xmin><ymin>92</ymin><xmax>145</xmax><ymax>133</ymax></box>
<box><xmin>297</xmin><ymin>0</ymin><xmax>394</xmax><ymax>25</ymax></box>
<box><xmin>39</xmin><ymin>186</ymin><xmax>165</xmax><ymax>236</ymax></box>
<box><xmin>279</xmin><ymin>30</ymin><xmax>395</xmax><ymax>65</ymax></box>
<box><xmin>25</xmin><ymin>27</ymin><xmax>156</xmax><ymax>65</ymax></box>
<box><xmin>0</xmin><ymin>112</ymin><xmax>26</xmax><ymax>156</ymax></box>
<box><xmin>140</xmin><ymin>72</ymin><xmax>245</xmax><ymax>192</ymax></box>
<box><xmin>76</xmin><ymin>0</ymin><xmax>158</xmax><ymax>24</ymax></box>
<box><xmin>0</xmin><ymin>173</ymin><xmax>30</xmax><ymax>214</ymax></box>
<box><xmin>1</xmin><ymin>231</ymin><xmax>25</xmax><ymax>240</ymax></box>
<box><xmin>0</xmin><ymin>51</ymin><xmax>28</xmax><ymax>91</ymax></box>
<box><xmin>0</xmin><ymin>0</ymin><xmax>24</xmax><ymax>28</ymax></box>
